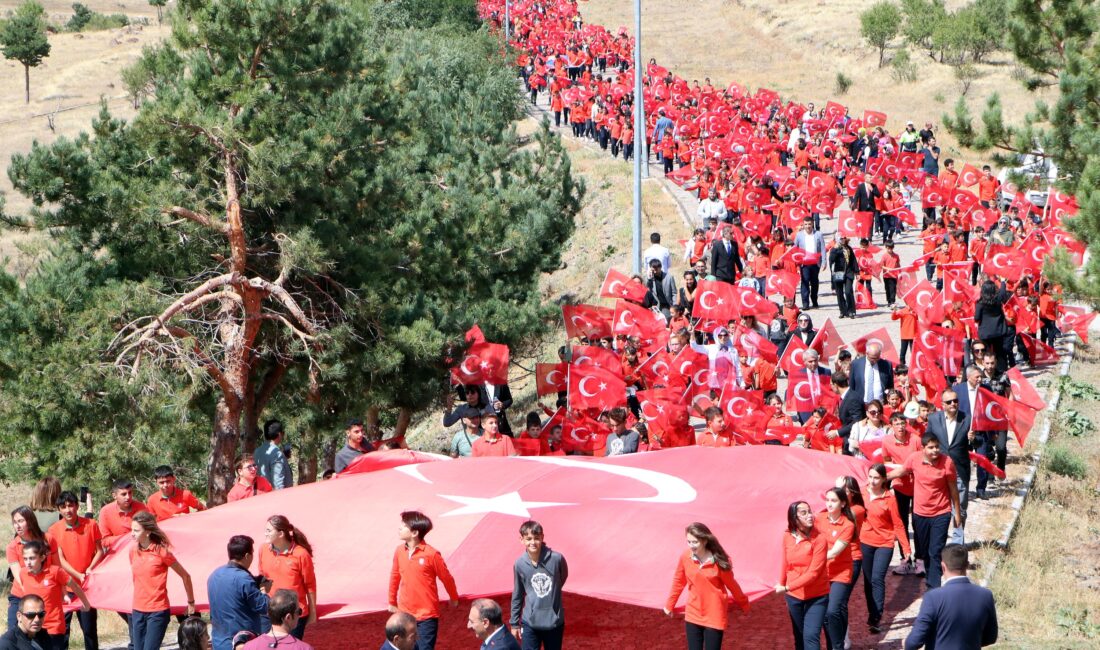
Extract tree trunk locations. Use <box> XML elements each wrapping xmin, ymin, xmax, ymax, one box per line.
<box><xmin>207</xmin><ymin>397</ymin><xmax>242</xmax><ymax>505</ymax></box>
<box><xmin>298</xmin><ymin>454</ymin><xmax>318</xmax><ymax>485</ymax></box>
<box><xmin>24</xmin><ymin>64</ymin><xmax>30</xmax><ymax>104</ymax></box>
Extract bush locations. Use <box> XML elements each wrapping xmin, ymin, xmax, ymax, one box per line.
<box><xmin>66</xmin><ymin>3</ymin><xmax>92</xmax><ymax>31</ymax></box>
<box><xmin>1045</xmin><ymin>446</ymin><xmax>1088</xmax><ymax>480</ymax></box>
<box><xmin>890</xmin><ymin>48</ymin><xmax>918</xmax><ymax>83</ymax></box>
<box><xmin>835</xmin><ymin>72</ymin><xmax>853</xmax><ymax>95</ymax></box>
<box><xmin>954</xmin><ymin>62</ymin><xmax>981</xmax><ymax>96</ymax></box>
<box><xmin>65</xmin><ymin>3</ymin><xmax>128</xmax><ymax>32</ymax></box>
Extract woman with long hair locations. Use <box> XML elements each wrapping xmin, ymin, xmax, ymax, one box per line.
<box><xmin>29</xmin><ymin>477</ymin><xmax>62</xmax><ymax>532</ymax></box>
<box><xmin>227</xmin><ymin>455</ymin><xmax>273</xmax><ymax>502</ymax></box>
<box><xmin>177</xmin><ymin>615</ymin><xmax>211</xmax><ymax>650</ymax></box>
<box><xmin>848</xmin><ymin>400</ymin><xmax>888</xmax><ymax>458</ymax></box>
<box><xmin>129</xmin><ymin>511</ymin><xmax>195</xmax><ymax>650</ymax></box>
<box><xmin>975</xmin><ymin>279</ymin><xmax>1010</xmax><ymax>372</ymax></box>
<box><xmin>6</xmin><ymin>506</ymin><xmax>51</xmax><ymax>629</ymax></box>
<box><xmin>776</xmin><ymin>501</ymin><xmax>829</xmax><ymax>650</ymax></box>
<box><xmin>19</xmin><ymin>539</ymin><xmax>91</xmax><ymax>649</ymax></box>
<box><xmin>861</xmin><ymin>463</ymin><xmax>912</xmax><ymax>633</ymax></box>
<box><xmin>816</xmin><ymin>488</ymin><xmax>857</xmax><ymax>650</ymax></box>
<box><xmin>664</xmin><ymin>522</ymin><xmax>750</xmax><ymax>650</ymax></box>
<box><xmin>259</xmin><ymin>515</ymin><xmax>317</xmax><ymax>639</ymax></box>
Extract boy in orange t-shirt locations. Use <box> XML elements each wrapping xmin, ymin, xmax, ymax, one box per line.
<box><xmin>388</xmin><ymin>511</ymin><xmax>459</xmax><ymax>650</ymax></box>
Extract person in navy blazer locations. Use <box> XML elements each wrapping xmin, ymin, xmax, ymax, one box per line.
<box><xmin>848</xmin><ymin>343</ymin><xmax>895</xmax><ymax>404</ymax></box>
<box><xmin>905</xmin><ymin>545</ymin><xmax>998</xmax><ymax>649</ymax></box>
<box><xmin>380</xmin><ymin>612</ymin><xmax>419</xmax><ymax>650</ymax></box>
<box><xmin>468</xmin><ymin>599</ymin><xmax>521</xmax><ymax>650</ymax></box>
<box><xmin>927</xmin><ymin>390</ymin><xmax>974</xmax><ymax>546</ymax></box>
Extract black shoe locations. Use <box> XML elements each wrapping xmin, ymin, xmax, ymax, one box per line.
<box><xmin>869</xmin><ymin>624</ymin><xmax>882</xmax><ymax>634</ymax></box>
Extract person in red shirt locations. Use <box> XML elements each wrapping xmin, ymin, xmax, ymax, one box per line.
<box><xmin>775</xmin><ymin>500</ymin><xmax>828</xmax><ymax>650</ymax></box>
<box><xmin>977</xmin><ymin>165</ymin><xmax>1000</xmax><ymax>208</ymax></box>
<box><xmin>49</xmin><ymin>491</ymin><xmax>103</xmax><ymax>649</ymax></box>
<box><xmin>861</xmin><ymin>463</ymin><xmax>913</xmax><ymax>632</ymax></box>
<box><xmin>19</xmin><ymin>539</ymin><xmax>91</xmax><ymax>649</ymax></box>
<box><xmin>387</xmin><ymin>511</ymin><xmax>460</xmax><ymax>650</ymax></box>
<box><xmin>6</xmin><ymin>506</ymin><xmax>56</xmax><ymax>631</ymax></box>
<box><xmin>146</xmin><ymin>465</ymin><xmax>206</xmax><ymax>521</ymax></box>
<box><xmin>259</xmin><ymin>515</ymin><xmax>317</xmax><ymax>639</ymax></box>
<box><xmin>887</xmin><ymin>434</ymin><xmax>961</xmax><ymax>588</ymax></box>
<box><xmin>880</xmin><ymin>241</ymin><xmax>900</xmax><ymax>307</ymax></box>
<box><xmin>128</xmin><ymin>511</ymin><xmax>195</xmax><ymax>650</ymax></box>
<box><xmin>471</xmin><ymin>412</ymin><xmax>518</xmax><ymax>457</ymax></box>
<box><xmin>98</xmin><ymin>480</ymin><xmax>149</xmax><ymax>551</ymax></box>
<box><xmin>227</xmin><ymin>455</ymin><xmax>274</xmax><ymax>502</ymax></box>
<box><xmin>815</xmin><ymin>488</ymin><xmax>857</xmax><ymax>650</ymax></box>
<box><xmin>891</xmin><ymin>305</ymin><xmax>917</xmax><ymax>366</ymax></box>
<box><xmin>696</xmin><ymin>407</ymin><xmax>732</xmax><ymax>447</ymax></box>
<box><xmin>664</xmin><ymin>522</ymin><xmax>750</xmax><ymax>650</ymax></box>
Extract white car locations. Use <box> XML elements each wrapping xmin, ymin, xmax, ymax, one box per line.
<box><xmin>997</xmin><ymin>151</ymin><xmax>1058</xmax><ymax>209</ymax></box>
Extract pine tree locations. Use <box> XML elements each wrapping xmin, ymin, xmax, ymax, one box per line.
<box><xmin>0</xmin><ymin>1</ymin><xmax>51</xmax><ymax>104</ymax></box>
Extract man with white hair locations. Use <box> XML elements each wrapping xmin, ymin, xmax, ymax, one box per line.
<box><xmin>849</xmin><ymin>342</ymin><xmax>895</xmax><ymax>404</ymax></box>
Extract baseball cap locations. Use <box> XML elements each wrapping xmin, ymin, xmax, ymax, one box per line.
<box><xmin>903</xmin><ymin>401</ymin><xmax>920</xmax><ymax>419</ymax></box>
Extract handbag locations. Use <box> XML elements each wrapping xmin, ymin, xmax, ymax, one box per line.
<box><xmin>831</xmin><ymin>271</ymin><xmax>846</xmax><ymax>282</ymax></box>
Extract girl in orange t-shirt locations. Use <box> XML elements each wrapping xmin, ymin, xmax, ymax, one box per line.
<box><xmin>260</xmin><ymin>515</ymin><xmax>318</xmax><ymax>639</ymax></box>
<box><xmin>664</xmin><ymin>522</ymin><xmax>750</xmax><ymax>648</ymax></box>
<box><xmin>19</xmin><ymin>539</ymin><xmax>91</xmax><ymax>644</ymax></box>
<box><xmin>861</xmin><ymin>463</ymin><xmax>913</xmax><ymax>631</ymax></box>
<box><xmin>776</xmin><ymin>501</ymin><xmax>828</xmax><ymax>650</ymax></box>
<box><xmin>129</xmin><ymin>511</ymin><xmax>195</xmax><ymax>650</ymax></box>
<box><xmin>815</xmin><ymin>488</ymin><xmax>857</xmax><ymax>650</ymax></box>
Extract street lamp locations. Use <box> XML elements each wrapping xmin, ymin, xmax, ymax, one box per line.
<box><xmin>631</xmin><ymin>0</ymin><xmax>648</xmax><ymax>273</ymax></box>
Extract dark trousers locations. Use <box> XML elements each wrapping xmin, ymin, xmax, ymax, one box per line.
<box><xmin>993</xmin><ymin>429</ymin><xmax>1008</xmax><ymax>470</ymax></box>
<box><xmin>522</xmin><ymin>623</ymin><xmax>564</xmax><ymax>650</ymax></box>
<box><xmin>882</xmin><ymin>214</ymin><xmax>898</xmax><ymax>241</ymax></box>
<box><xmin>623</xmin><ymin>143</ymin><xmax>633</xmax><ymax>161</ymax></box>
<box><xmin>895</xmin><ymin>492</ymin><xmax>912</xmax><ymax>556</ymax></box>
<box><xmin>800</xmin><ymin>265</ymin><xmax>820</xmax><ymax>308</ymax></box>
<box><xmin>899</xmin><ymin>339</ymin><xmax>911</xmax><ymax>365</ymax></box>
<box><xmin>685</xmin><ymin>621</ymin><xmax>723</xmax><ymax>650</ymax></box>
<box><xmin>833</xmin><ymin>277</ymin><xmax>855</xmax><ymax>316</ymax></box>
<box><xmin>913</xmin><ymin>512</ymin><xmax>951</xmax><ymax>588</ymax></box>
<box><xmin>861</xmin><ymin>545</ymin><xmax>895</xmax><ymax>626</ymax></box>
<box><xmin>6</xmin><ymin>595</ymin><xmax>17</xmax><ymax>631</ymax></box>
<box><xmin>884</xmin><ymin>277</ymin><xmax>898</xmax><ymax>305</ymax></box>
<box><xmin>130</xmin><ymin>609</ymin><xmax>170</xmax><ymax>650</ymax></box>
<box><xmin>292</xmin><ymin>617</ymin><xmax>308</xmax><ymax>640</ymax></box>
<box><xmin>416</xmin><ymin>618</ymin><xmax>439</xmax><ymax>650</ymax></box>
<box><xmin>975</xmin><ymin>432</ymin><xmax>1003</xmax><ymax>491</ymax></box>
<box><xmin>65</xmin><ymin>608</ymin><xmax>99</xmax><ymax>650</ymax></box>
<box><xmin>1041</xmin><ymin>318</ymin><xmax>1059</xmax><ymax>346</ymax></box>
<box><xmin>824</xmin><ymin>561</ymin><xmax>860</xmax><ymax>650</ymax></box>
<box><xmin>664</xmin><ymin>155</ymin><xmax>674</xmax><ymax>174</ymax></box>
<box><xmin>786</xmin><ymin>593</ymin><xmax>827</xmax><ymax>650</ymax></box>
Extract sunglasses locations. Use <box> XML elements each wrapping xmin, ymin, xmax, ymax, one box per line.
<box><xmin>942</xmin><ymin>398</ymin><xmax>958</xmax><ymax>404</ymax></box>
<box><xmin>19</xmin><ymin>611</ymin><xmax>45</xmax><ymax>620</ymax></box>
<box><xmin>867</xmin><ymin>410</ymin><xmax>881</xmax><ymax>415</ymax></box>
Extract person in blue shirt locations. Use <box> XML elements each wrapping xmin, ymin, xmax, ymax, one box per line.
<box><xmin>207</xmin><ymin>535</ymin><xmax>270</xmax><ymax>650</ymax></box>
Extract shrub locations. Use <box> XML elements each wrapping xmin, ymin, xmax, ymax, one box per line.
<box><xmin>1045</xmin><ymin>446</ymin><xmax>1088</xmax><ymax>480</ymax></box>
<box><xmin>890</xmin><ymin>48</ymin><xmax>918</xmax><ymax>83</ymax></box>
<box><xmin>835</xmin><ymin>72</ymin><xmax>853</xmax><ymax>95</ymax></box>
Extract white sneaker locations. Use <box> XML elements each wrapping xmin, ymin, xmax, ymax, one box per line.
<box><xmin>892</xmin><ymin>561</ymin><xmax>911</xmax><ymax>575</ymax></box>
<box><xmin>844</xmin><ymin>630</ymin><xmax>852</xmax><ymax>650</ymax></box>
<box><xmin>915</xmin><ymin>560</ymin><xmax>927</xmax><ymax>576</ymax></box>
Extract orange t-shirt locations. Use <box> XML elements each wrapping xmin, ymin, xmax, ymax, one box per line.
<box><xmin>861</xmin><ymin>491</ymin><xmax>912</xmax><ymax>555</ymax></box>
<box><xmin>129</xmin><ymin>543</ymin><xmax>176</xmax><ymax>613</ymax></box>
<box><xmin>905</xmin><ymin>453</ymin><xmax>958</xmax><ymax>517</ymax></box>
<box><xmin>881</xmin><ymin>434</ymin><xmax>923</xmax><ymax>495</ymax></box>
<box><xmin>471</xmin><ymin>435</ymin><xmax>517</xmax><ymax>457</ymax></box>
<box><xmin>146</xmin><ymin>488</ymin><xmax>204</xmax><ymax>521</ymax></box>
<box><xmin>665</xmin><ymin>550</ymin><xmax>749</xmax><ymax>629</ymax></box>
<box><xmin>388</xmin><ymin>543</ymin><xmax>460</xmax><ymax>621</ymax></box>
<box><xmin>849</xmin><ymin>504</ymin><xmax>866</xmax><ymax>561</ymax></box>
<box><xmin>814</xmin><ymin>512</ymin><xmax>854</xmax><ymax>583</ymax></box>
<box><xmin>19</xmin><ymin>565</ymin><xmax>69</xmax><ymax>634</ymax></box>
<box><xmin>780</xmin><ymin>530</ymin><xmax>829</xmax><ymax>600</ymax></box>
<box><xmin>48</xmin><ymin>516</ymin><xmax>101</xmax><ymax>574</ymax></box>
<box><xmin>259</xmin><ymin>543</ymin><xmax>317</xmax><ymax>616</ymax></box>
<box><xmin>226</xmin><ymin>477</ymin><xmax>273</xmax><ymax>503</ymax></box>
<box><xmin>6</xmin><ymin>536</ymin><xmax>58</xmax><ymax>598</ymax></box>
<box><xmin>98</xmin><ymin>502</ymin><xmax>149</xmax><ymax>550</ymax></box>
<box><xmin>696</xmin><ymin>428</ymin><xmax>732</xmax><ymax>447</ymax></box>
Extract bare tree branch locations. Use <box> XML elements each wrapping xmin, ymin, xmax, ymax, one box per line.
<box><xmin>164</xmin><ymin>206</ymin><xmax>228</xmax><ymax>233</ymax></box>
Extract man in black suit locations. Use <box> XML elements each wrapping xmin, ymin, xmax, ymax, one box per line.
<box><xmin>849</xmin><ymin>343</ymin><xmax>895</xmax><ymax>404</ymax></box>
<box><xmin>0</xmin><ymin>596</ymin><xmax>51</xmax><ymax>650</ymax></box>
<box><xmin>468</xmin><ymin>599</ymin><xmax>520</xmax><ymax>650</ymax></box>
<box><xmin>851</xmin><ymin>176</ymin><xmax>881</xmax><ymax>240</ymax></box>
<box><xmin>793</xmin><ymin>348</ymin><xmax>832</xmax><ymax>423</ymax></box>
<box><xmin>905</xmin><ymin>545</ymin><xmax>998</xmax><ymax>649</ymax></box>
<box><xmin>381</xmin><ymin>611</ymin><xmax>418</xmax><ymax>650</ymax></box>
<box><xmin>832</xmin><ymin>372</ymin><xmax>866</xmax><ymax>454</ymax></box>
<box><xmin>926</xmin><ymin>389</ymin><xmax>973</xmax><ymax>546</ymax></box>
<box><xmin>710</xmin><ymin>226</ymin><xmax>743</xmax><ymax>284</ymax></box>
<box><xmin>951</xmin><ymin>365</ymin><xmax>984</xmax><ymax>422</ymax></box>
<box><xmin>459</xmin><ymin>383</ymin><xmax>514</xmax><ymax>436</ymax></box>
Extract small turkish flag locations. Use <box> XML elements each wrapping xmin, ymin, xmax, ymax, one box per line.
<box><xmin>972</xmin><ymin>387</ymin><xmax>1012</xmax><ymax>432</ymax></box>
<box><xmin>958</xmin><ymin>164</ymin><xmax>981</xmax><ymax>187</ymax></box>
<box><xmin>570</xmin><ymin>345</ymin><xmax>623</xmax><ymax>376</ymax></box>
<box><xmin>810</xmin><ymin>318</ymin><xmax>844</xmax><ymax>361</ymax></box>
<box><xmin>1005</xmin><ymin>367</ymin><xmax>1046</xmax><ymax>411</ymax></box>
<box><xmin>568</xmin><ymin>365</ymin><xmax>627</xmax><ymax>411</ymax></box>
<box><xmin>982</xmin><ymin>245</ymin><xmax>1024</xmax><ymax>282</ymax></box>
<box><xmin>535</xmin><ymin>362</ymin><xmax>568</xmax><ymax>396</ymax></box>
<box><xmin>562</xmin><ymin>304</ymin><xmax>612</xmax><ymax>340</ymax></box>
<box><xmin>600</xmin><ymin>268</ymin><xmax>649</xmax><ymax>304</ymax></box>
<box><xmin>943</xmin><ymin>270</ymin><xmax>977</xmax><ymax>303</ymax></box>
<box><xmin>693</xmin><ymin>279</ymin><xmax>740</xmax><ymax>323</ymax></box>
<box><xmin>779</xmin><ymin>336</ymin><xmax>809</xmax><ymax>375</ymax></box>
<box><xmin>838</xmin><ymin>210</ymin><xmax>873</xmax><ymax>239</ymax></box>
<box><xmin>850</xmin><ymin>327</ymin><xmax>899</xmax><ymax>365</ymax></box>
<box><xmin>613</xmin><ymin>299</ymin><xmax>664</xmax><ymax>338</ymax></box>
<box><xmin>465</xmin><ymin>324</ymin><xmax>486</xmax><ymax>344</ymax></box>
<box><xmin>450</xmin><ymin>342</ymin><xmax>509</xmax><ymax>386</ymax></box>
<box><xmin>1021</xmin><ymin>334</ymin><xmax>1059</xmax><ymax>367</ymax></box>
<box><xmin>969</xmin><ymin>452</ymin><xmax>1006</xmax><ymax>479</ymax></box>
<box><xmin>862</xmin><ymin>110</ymin><xmax>887</xmax><ymax>127</ymax></box>
<box><xmin>767</xmin><ymin>269</ymin><xmax>800</xmax><ymax>299</ymax></box>
<box><xmin>637</xmin><ymin>350</ymin><xmax>676</xmax><ymax>388</ymax></box>
<box><xmin>855</xmin><ymin>283</ymin><xmax>877</xmax><ymax>310</ymax></box>
<box><xmin>764</xmin><ymin>423</ymin><xmax>805</xmax><ymax>446</ymax></box>
<box><xmin>1057</xmin><ymin>307</ymin><xmax>1097</xmax><ymax>344</ymax></box>
<box><xmin>859</xmin><ymin>437</ymin><xmax>886</xmax><ymax>462</ymax></box>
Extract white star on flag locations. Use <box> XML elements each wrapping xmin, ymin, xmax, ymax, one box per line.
<box><xmin>439</xmin><ymin>491</ymin><xmax>572</xmax><ymax>518</ymax></box>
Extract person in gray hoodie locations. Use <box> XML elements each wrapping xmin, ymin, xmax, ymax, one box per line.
<box><xmin>510</xmin><ymin>521</ymin><xmax>568</xmax><ymax>650</ymax></box>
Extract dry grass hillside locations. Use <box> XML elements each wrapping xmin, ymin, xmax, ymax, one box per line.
<box><xmin>581</xmin><ymin>0</ymin><xmax>1055</xmax><ymax>163</ymax></box>
<box><xmin>0</xmin><ymin>1</ymin><xmax>168</xmax><ymax>264</ymax></box>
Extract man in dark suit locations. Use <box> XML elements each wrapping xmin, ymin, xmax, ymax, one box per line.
<box><xmin>710</xmin><ymin>226</ymin><xmax>743</xmax><ymax>284</ymax></box>
<box><xmin>905</xmin><ymin>545</ymin><xmax>998</xmax><ymax>650</ymax></box>
<box><xmin>832</xmin><ymin>372</ymin><xmax>866</xmax><ymax>454</ymax></box>
<box><xmin>927</xmin><ymin>389</ymin><xmax>973</xmax><ymax>546</ymax></box>
<box><xmin>849</xmin><ymin>343</ymin><xmax>895</xmax><ymax>404</ymax></box>
<box><xmin>851</xmin><ymin>176</ymin><xmax>881</xmax><ymax>239</ymax></box>
<box><xmin>793</xmin><ymin>348</ymin><xmax>832</xmax><ymax>423</ymax></box>
<box><xmin>468</xmin><ymin>599</ymin><xmax>520</xmax><ymax>649</ymax></box>
<box><xmin>459</xmin><ymin>383</ymin><xmax>514</xmax><ymax>435</ymax></box>
<box><xmin>0</xmin><ymin>595</ymin><xmax>51</xmax><ymax>650</ymax></box>
<box><xmin>381</xmin><ymin>611</ymin><xmax>418</xmax><ymax>650</ymax></box>
<box><xmin>951</xmin><ymin>365</ymin><xmax>984</xmax><ymax>422</ymax></box>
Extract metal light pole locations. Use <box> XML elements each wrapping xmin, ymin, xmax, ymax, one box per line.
<box><xmin>631</xmin><ymin>0</ymin><xmax>648</xmax><ymax>274</ymax></box>
<box><xmin>505</xmin><ymin>0</ymin><xmax>510</xmax><ymax>43</ymax></box>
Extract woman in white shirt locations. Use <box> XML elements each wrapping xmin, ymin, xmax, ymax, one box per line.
<box><xmin>690</xmin><ymin>326</ymin><xmax>743</xmax><ymax>392</ymax></box>
<box><xmin>848</xmin><ymin>399</ymin><xmax>888</xmax><ymax>457</ymax></box>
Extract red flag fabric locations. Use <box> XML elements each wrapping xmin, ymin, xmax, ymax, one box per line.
<box><xmin>1058</xmin><ymin>307</ymin><xmax>1097</xmax><ymax>344</ymax></box>
<box><xmin>637</xmin><ymin>351</ymin><xmax>676</xmax><ymax>388</ymax></box>
<box><xmin>983</xmin><ymin>245</ymin><xmax>1024</xmax><ymax>282</ymax></box>
<box><xmin>735</xmin><ymin>328</ymin><xmax>779</xmax><ymax>363</ymax></box>
<box><xmin>465</xmin><ymin>324</ymin><xmax>486</xmax><ymax>344</ymax></box>
<box><xmin>600</xmin><ymin>268</ymin><xmax>649</xmax><ymax>304</ymax></box>
<box><xmin>849</xmin><ymin>327</ymin><xmax>900</xmax><ymax>365</ymax></box>
<box><xmin>1006</xmin><ymin>367</ymin><xmax>1046</xmax><ymax>412</ymax></box>
<box><xmin>972</xmin><ymin>388</ymin><xmax>1012</xmax><ymax>432</ymax></box>
<box><xmin>958</xmin><ymin>164</ymin><xmax>981</xmax><ymax>187</ymax></box>
<box><xmin>513</xmin><ymin>437</ymin><xmax>543</xmax><ymax>457</ymax></box>
<box><xmin>568</xmin><ymin>365</ymin><xmax>627</xmax><ymax>411</ymax></box>
<box><xmin>862</xmin><ymin>110</ymin><xmax>887</xmax><ymax>127</ymax></box>
<box><xmin>859</xmin><ymin>437</ymin><xmax>887</xmax><ymax>463</ymax></box>
<box><xmin>855</xmin><ymin>283</ymin><xmax>877</xmax><ymax>310</ymax></box>
<box><xmin>563</xmin><ymin>304</ymin><xmax>613</xmax><ymax>340</ymax></box>
<box><xmin>779</xmin><ymin>336</ymin><xmax>809</xmax><ymax>375</ymax></box>
<box><xmin>693</xmin><ymin>280</ymin><xmax>740</xmax><ymax>323</ymax></box>
<box><xmin>810</xmin><ymin>318</ymin><xmax>844</xmax><ymax>360</ymax></box>
<box><xmin>838</xmin><ymin>211</ymin><xmax>873</xmax><ymax>238</ymax></box>
<box><xmin>763</xmin><ymin>423</ymin><xmax>805</xmax><ymax>446</ymax></box>
<box><xmin>535</xmin><ymin>362</ymin><xmax>568</xmax><ymax>396</ymax></box>
<box><xmin>766</xmin><ymin>269</ymin><xmax>800</xmax><ymax>299</ymax></box>
<box><xmin>1020</xmin><ymin>334</ymin><xmax>1059</xmax><ymax>367</ymax></box>
<box><xmin>719</xmin><ymin>386</ymin><xmax>766</xmax><ymax>421</ymax></box>
<box><xmin>613</xmin><ymin>299</ymin><xmax>664</xmax><ymax>338</ymax></box>
<box><xmin>969</xmin><ymin>452</ymin><xmax>1006</xmax><ymax>479</ymax></box>
<box><xmin>901</xmin><ymin>279</ymin><xmax>938</xmax><ymax>316</ymax></box>
<box><xmin>943</xmin><ymin>270</ymin><xmax>977</xmax><ymax>303</ymax></box>
<box><xmin>570</xmin><ymin>345</ymin><xmax>623</xmax><ymax>375</ymax></box>
<box><xmin>451</xmin><ymin>342</ymin><xmax>509</xmax><ymax>385</ymax></box>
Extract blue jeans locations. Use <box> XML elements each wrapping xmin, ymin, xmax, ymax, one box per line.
<box><xmin>416</xmin><ymin>618</ymin><xmax>439</xmax><ymax>650</ymax></box>
<box><xmin>824</xmin><ymin>560</ymin><xmax>861</xmax><ymax>650</ymax></box>
<box><xmin>975</xmin><ymin>432</ymin><xmax>999</xmax><ymax>492</ymax></box>
<box><xmin>521</xmin><ymin>623</ymin><xmax>563</xmax><ymax>650</ymax></box>
<box><xmin>786</xmin><ymin>593</ymin><xmax>827</xmax><ymax>650</ymax></box>
<box><xmin>7</xmin><ymin>594</ymin><xmax>18</xmax><ymax>632</ymax></box>
<box><xmin>684</xmin><ymin>621</ymin><xmax>723</xmax><ymax>650</ymax></box>
<box><xmin>861</xmin><ymin>544</ymin><xmax>895</xmax><ymax>625</ymax></box>
<box><xmin>913</xmin><ymin>512</ymin><xmax>952</xmax><ymax>588</ymax></box>
<box><xmin>800</xmin><ymin>265</ymin><xmax>820</xmax><ymax>308</ymax></box>
<box><xmin>65</xmin><ymin>608</ymin><xmax>99</xmax><ymax>650</ymax></box>
<box><xmin>292</xmin><ymin>617</ymin><xmax>308</xmax><ymax>640</ymax></box>
<box><xmin>130</xmin><ymin>609</ymin><xmax>170</xmax><ymax>650</ymax></box>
